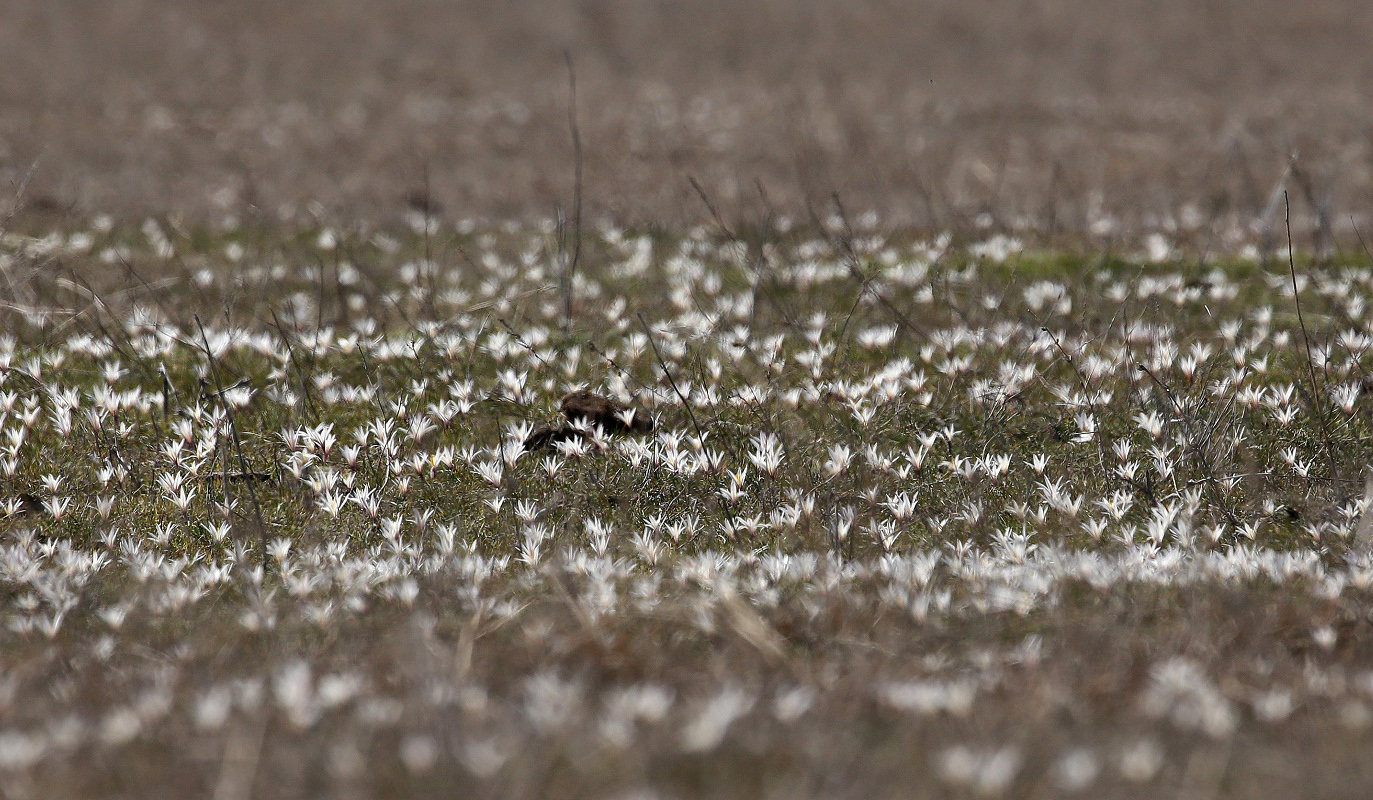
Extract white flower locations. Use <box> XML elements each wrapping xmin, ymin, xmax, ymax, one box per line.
<box><xmin>747</xmin><ymin>432</ymin><xmax>784</xmax><ymax>477</ymax></box>
<box><xmin>823</xmin><ymin>444</ymin><xmax>853</xmax><ymax>477</ymax></box>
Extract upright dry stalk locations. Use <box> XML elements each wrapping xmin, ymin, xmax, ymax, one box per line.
<box><xmin>816</xmin><ymin>193</ymin><xmax>926</xmax><ymax>348</ymax></box>
<box><xmin>1285</xmin><ymin>192</ymin><xmax>1338</xmax><ymax>489</ymax></box>
<box><xmin>557</xmin><ymin>52</ymin><xmax>584</xmax><ymax>335</ymax></box>
<box><xmin>638</xmin><ymin>313</ymin><xmax>739</xmax><ymax>535</ymax></box>
<box><xmin>195</xmin><ymin>315</ymin><xmax>269</xmax><ymax>565</ymax></box>
<box><xmin>0</xmin><ymin>157</ymin><xmax>40</xmax><ymax>234</ymax></box>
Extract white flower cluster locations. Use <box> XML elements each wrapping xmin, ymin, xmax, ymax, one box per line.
<box><xmin>0</xmin><ymin>219</ymin><xmax>1368</xmax><ymax>795</ymax></box>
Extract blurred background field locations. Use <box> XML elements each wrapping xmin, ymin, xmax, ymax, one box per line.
<box><xmin>6</xmin><ymin>5</ymin><xmax>1373</xmax><ymax>799</ymax></box>
<box><xmin>3</xmin><ymin>0</ymin><xmax>1373</xmax><ymax>236</ymax></box>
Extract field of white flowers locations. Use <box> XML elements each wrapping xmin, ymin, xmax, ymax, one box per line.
<box><xmin>2</xmin><ymin>214</ymin><xmax>1373</xmax><ymax>798</ymax></box>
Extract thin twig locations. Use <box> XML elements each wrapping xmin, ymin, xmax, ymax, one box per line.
<box><xmin>0</xmin><ymin>156</ymin><xmax>42</xmax><ymax>232</ymax></box>
<box><xmin>268</xmin><ymin>309</ymin><xmax>319</xmax><ymax>423</ymax></box>
<box><xmin>1285</xmin><ymin>192</ymin><xmax>1339</xmax><ymax>489</ymax></box>
<box><xmin>195</xmin><ymin>315</ymin><xmax>269</xmax><ymax>564</ymax></box>
<box><xmin>559</xmin><ymin>51</ymin><xmax>584</xmax><ymax>334</ymax></box>
<box><xmin>817</xmin><ymin>193</ymin><xmax>927</xmax><ymax>344</ymax></box>
<box><xmin>637</xmin><ymin>315</ymin><xmax>705</xmax><ymax>442</ymax></box>
<box><xmin>637</xmin><ymin>314</ymin><xmax>739</xmax><ymax>535</ymax></box>
<box><xmin>688</xmin><ymin>176</ymin><xmax>736</xmax><ymax>239</ymax></box>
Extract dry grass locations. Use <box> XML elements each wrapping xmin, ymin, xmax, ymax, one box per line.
<box><xmin>2</xmin><ymin>1</ymin><xmax>1373</xmax><ymax>237</ymax></box>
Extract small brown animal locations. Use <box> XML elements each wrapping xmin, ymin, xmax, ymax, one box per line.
<box><xmin>558</xmin><ymin>390</ymin><xmax>653</xmax><ymax>435</ymax></box>
<box><xmin>523</xmin><ymin>391</ymin><xmax>653</xmax><ymax>451</ymax></box>
<box><xmin>3</xmin><ymin>493</ymin><xmax>45</xmax><ymax>517</ymax></box>
<box><xmin>522</xmin><ymin>425</ymin><xmax>589</xmax><ymax>452</ymax></box>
